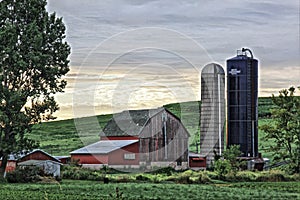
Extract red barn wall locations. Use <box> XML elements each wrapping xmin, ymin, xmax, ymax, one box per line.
<box><xmin>108</xmin><ymin>142</ymin><xmax>139</xmax><ymax>165</ymax></box>
<box><xmin>71</xmin><ymin>154</ymin><xmax>108</xmax><ymax>164</ymax></box>
<box><xmin>19</xmin><ymin>151</ymin><xmax>57</xmax><ymax>162</ymax></box>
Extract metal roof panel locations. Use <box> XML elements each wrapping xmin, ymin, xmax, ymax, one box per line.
<box><xmin>70</xmin><ymin>140</ymin><xmax>138</xmax><ymax>154</ymax></box>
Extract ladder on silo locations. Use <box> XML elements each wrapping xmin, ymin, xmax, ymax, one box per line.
<box><xmin>246</xmin><ymin>58</ymin><xmax>252</xmax><ymax>156</ymax></box>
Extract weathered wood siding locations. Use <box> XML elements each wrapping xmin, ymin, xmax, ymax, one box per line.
<box><xmin>139</xmin><ymin>110</ymin><xmax>189</xmax><ymax>164</ymax></box>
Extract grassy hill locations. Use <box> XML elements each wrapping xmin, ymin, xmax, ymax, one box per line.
<box><xmin>29</xmin><ymin>97</ymin><xmax>274</xmax><ymax>157</ymax></box>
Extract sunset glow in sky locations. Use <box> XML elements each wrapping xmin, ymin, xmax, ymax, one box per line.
<box><xmin>47</xmin><ymin>0</ymin><xmax>299</xmax><ymax>120</ymax></box>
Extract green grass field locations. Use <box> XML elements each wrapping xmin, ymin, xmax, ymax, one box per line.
<box><xmin>0</xmin><ymin>180</ymin><xmax>299</xmax><ymax>200</ymax></box>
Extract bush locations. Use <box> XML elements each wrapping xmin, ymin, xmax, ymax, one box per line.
<box><xmin>233</xmin><ymin>171</ymin><xmax>258</xmax><ymax>182</ymax></box>
<box><xmin>6</xmin><ymin>166</ymin><xmax>44</xmax><ymax>183</ymax></box>
<box><xmin>214</xmin><ymin>159</ymin><xmax>232</xmax><ymax>179</ymax></box>
<box><xmin>175</xmin><ymin>175</ymin><xmax>191</xmax><ymax>184</ymax></box>
<box><xmin>150</xmin><ymin>166</ymin><xmax>175</xmax><ymax>175</ymax></box>
<box><xmin>62</xmin><ymin>166</ymin><xmax>103</xmax><ymax>181</ymax></box>
<box><xmin>113</xmin><ymin>175</ymin><xmax>135</xmax><ymax>183</ymax></box>
<box><xmin>135</xmin><ymin>174</ymin><xmax>151</xmax><ymax>182</ymax></box>
<box><xmin>182</xmin><ymin>170</ymin><xmax>195</xmax><ymax>177</ymax></box>
<box><xmin>0</xmin><ymin>175</ymin><xmax>7</xmax><ymax>183</ymax></box>
<box><xmin>257</xmin><ymin>170</ymin><xmax>286</xmax><ymax>182</ymax></box>
<box><xmin>197</xmin><ymin>171</ymin><xmax>211</xmax><ymax>183</ymax></box>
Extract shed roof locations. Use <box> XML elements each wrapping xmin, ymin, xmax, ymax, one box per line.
<box><xmin>70</xmin><ymin>140</ymin><xmax>138</xmax><ymax>154</ymax></box>
<box><xmin>18</xmin><ymin>159</ymin><xmax>61</xmax><ymax>166</ymax></box>
<box><xmin>1</xmin><ymin>149</ymin><xmax>59</xmax><ymax>162</ymax></box>
<box><xmin>20</xmin><ymin>149</ymin><xmax>60</xmax><ymax>162</ymax></box>
<box><xmin>101</xmin><ymin>108</ymin><xmax>166</xmax><ymax>137</ymax></box>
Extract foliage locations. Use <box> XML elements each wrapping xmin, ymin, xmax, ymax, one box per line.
<box><xmin>61</xmin><ymin>166</ymin><xmax>102</xmax><ymax>181</ymax></box>
<box><xmin>0</xmin><ymin>0</ymin><xmax>70</xmax><ymax>174</ymax></box>
<box><xmin>149</xmin><ymin>166</ymin><xmax>175</xmax><ymax>175</ymax></box>
<box><xmin>109</xmin><ymin>187</ymin><xmax>124</xmax><ymax>200</ymax></box>
<box><xmin>222</xmin><ymin>145</ymin><xmax>244</xmax><ymax>172</ymax></box>
<box><xmin>260</xmin><ymin>86</ymin><xmax>300</xmax><ymax>173</ymax></box>
<box><xmin>6</xmin><ymin>166</ymin><xmax>45</xmax><ymax>183</ymax></box>
<box><xmin>214</xmin><ymin>145</ymin><xmax>244</xmax><ymax>177</ymax></box>
<box><xmin>258</xmin><ymin>97</ymin><xmax>276</xmax><ymax>118</ymax></box>
<box><xmin>135</xmin><ymin>174</ymin><xmax>151</xmax><ymax>182</ymax></box>
<box><xmin>214</xmin><ymin>159</ymin><xmax>232</xmax><ymax>178</ymax></box>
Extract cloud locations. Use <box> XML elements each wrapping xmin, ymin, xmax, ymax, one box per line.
<box><xmin>47</xmin><ymin>0</ymin><xmax>299</xmax><ymax>119</ymax></box>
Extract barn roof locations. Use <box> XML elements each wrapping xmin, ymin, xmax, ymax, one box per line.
<box><xmin>70</xmin><ymin>140</ymin><xmax>138</xmax><ymax>154</ymax></box>
<box><xmin>101</xmin><ymin>108</ymin><xmax>166</xmax><ymax>137</ymax></box>
<box><xmin>0</xmin><ymin>149</ymin><xmax>59</xmax><ymax>162</ymax></box>
<box><xmin>20</xmin><ymin>149</ymin><xmax>60</xmax><ymax>162</ymax></box>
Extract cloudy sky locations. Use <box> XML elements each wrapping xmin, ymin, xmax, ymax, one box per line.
<box><xmin>46</xmin><ymin>0</ymin><xmax>299</xmax><ymax>120</ymax></box>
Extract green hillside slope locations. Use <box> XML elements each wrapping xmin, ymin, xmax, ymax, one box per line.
<box><xmin>29</xmin><ymin>98</ymin><xmax>273</xmax><ymax>156</ymax></box>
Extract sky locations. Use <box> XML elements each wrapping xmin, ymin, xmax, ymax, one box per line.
<box><xmin>46</xmin><ymin>0</ymin><xmax>300</xmax><ymax>120</ymax></box>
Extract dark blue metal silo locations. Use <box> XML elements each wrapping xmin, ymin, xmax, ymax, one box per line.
<box><xmin>227</xmin><ymin>48</ymin><xmax>258</xmax><ymax>157</ymax></box>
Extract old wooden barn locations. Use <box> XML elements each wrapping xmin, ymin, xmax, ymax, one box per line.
<box><xmin>70</xmin><ymin>107</ymin><xmax>189</xmax><ymax>170</ymax></box>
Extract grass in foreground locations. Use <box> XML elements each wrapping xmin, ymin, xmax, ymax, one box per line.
<box><xmin>0</xmin><ymin>180</ymin><xmax>299</xmax><ymax>200</ymax></box>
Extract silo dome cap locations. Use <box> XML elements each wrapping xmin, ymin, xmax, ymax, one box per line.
<box><xmin>201</xmin><ymin>63</ymin><xmax>225</xmax><ymax>74</ymax></box>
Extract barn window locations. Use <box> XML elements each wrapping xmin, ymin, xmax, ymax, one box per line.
<box><xmin>124</xmin><ymin>153</ymin><xmax>135</xmax><ymax>160</ymax></box>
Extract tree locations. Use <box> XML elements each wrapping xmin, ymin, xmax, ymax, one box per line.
<box><xmin>214</xmin><ymin>145</ymin><xmax>243</xmax><ymax>177</ymax></box>
<box><xmin>260</xmin><ymin>86</ymin><xmax>300</xmax><ymax>173</ymax></box>
<box><xmin>0</xmin><ymin>0</ymin><xmax>70</xmax><ymax>176</ymax></box>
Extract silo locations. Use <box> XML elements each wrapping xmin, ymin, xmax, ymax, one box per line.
<box><xmin>227</xmin><ymin>48</ymin><xmax>258</xmax><ymax>157</ymax></box>
<box><xmin>200</xmin><ymin>63</ymin><xmax>225</xmax><ymax>165</ymax></box>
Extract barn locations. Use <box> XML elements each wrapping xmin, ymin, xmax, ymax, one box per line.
<box><xmin>0</xmin><ymin>149</ymin><xmax>61</xmax><ymax>176</ymax></box>
<box><xmin>70</xmin><ymin>107</ymin><xmax>190</xmax><ymax>170</ymax></box>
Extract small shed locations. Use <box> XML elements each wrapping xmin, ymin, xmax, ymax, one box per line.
<box><xmin>189</xmin><ymin>153</ymin><xmax>207</xmax><ymax>169</ymax></box>
<box><xmin>1</xmin><ymin>149</ymin><xmax>61</xmax><ymax>176</ymax></box>
<box><xmin>18</xmin><ymin>160</ymin><xmax>61</xmax><ymax>177</ymax></box>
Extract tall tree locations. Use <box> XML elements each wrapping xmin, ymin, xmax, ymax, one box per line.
<box><xmin>0</xmin><ymin>0</ymin><xmax>70</xmax><ymax>175</ymax></box>
<box><xmin>260</xmin><ymin>87</ymin><xmax>300</xmax><ymax>173</ymax></box>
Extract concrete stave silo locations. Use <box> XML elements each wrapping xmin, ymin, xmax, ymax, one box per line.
<box><xmin>226</xmin><ymin>48</ymin><xmax>258</xmax><ymax>157</ymax></box>
<box><xmin>200</xmin><ymin>63</ymin><xmax>225</xmax><ymax>166</ymax></box>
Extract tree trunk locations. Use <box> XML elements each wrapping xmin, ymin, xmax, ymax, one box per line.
<box><xmin>0</xmin><ymin>154</ymin><xmax>8</xmax><ymax>177</ymax></box>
